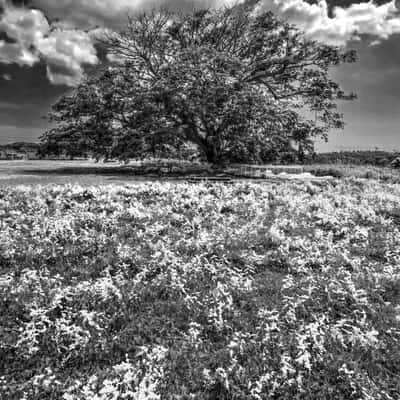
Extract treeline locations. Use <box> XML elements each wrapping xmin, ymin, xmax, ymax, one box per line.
<box><xmin>310</xmin><ymin>150</ymin><xmax>400</xmax><ymax>167</ymax></box>
<box><xmin>0</xmin><ymin>142</ymin><xmax>40</xmax><ymax>159</ymax></box>
<box><xmin>3</xmin><ymin>142</ymin><xmax>400</xmax><ymax>169</ymax></box>
<box><xmin>0</xmin><ymin>142</ymin><xmax>40</xmax><ymax>152</ymax></box>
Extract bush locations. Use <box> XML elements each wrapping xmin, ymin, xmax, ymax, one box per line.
<box><xmin>390</xmin><ymin>157</ymin><xmax>400</xmax><ymax>169</ymax></box>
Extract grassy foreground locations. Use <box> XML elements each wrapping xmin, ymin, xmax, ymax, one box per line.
<box><xmin>1</xmin><ymin>180</ymin><xmax>399</xmax><ymax>399</ymax></box>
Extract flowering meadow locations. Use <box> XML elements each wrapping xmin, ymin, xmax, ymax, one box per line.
<box><xmin>1</xmin><ymin>179</ymin><xmax>399</xmax><ymax>399</ymax></box>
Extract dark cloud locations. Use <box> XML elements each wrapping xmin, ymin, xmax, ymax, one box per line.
<box><xmin>9</xmin><ymin>1</ymin><xmax>34</xmax><ymax>6</ymax></box>
<box><xmin>30</xmin><ymin>0</ymin><xmax>240</xmax><ymax>30</ymax></box>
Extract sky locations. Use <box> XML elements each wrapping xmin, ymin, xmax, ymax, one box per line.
<box><xmin>0</xmin><ymin>0</ymin><xmax>400</xmax><ymax>151</ymax></box>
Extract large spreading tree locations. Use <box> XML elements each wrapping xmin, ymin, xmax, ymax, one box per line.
<box><xmin>41</xmin><ymin>2</ymin><xmax>356</xmax><ymax>165</ymax></box>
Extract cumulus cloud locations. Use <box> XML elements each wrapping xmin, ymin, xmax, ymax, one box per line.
<box><xmin>0</xmin><ymin>5</ymin><xmax>47</xmax><ymax>65</ymax></box>
<box><xmin>37</xmin><ymin>29</ymin><xmax>98</xmax><ymax>86</ymax></box>
<box><xmin>257</xmin><ymin>0</ymin><xmax>400</xmax><ymax>46</ymax></box>
<box><xmin>0</xmin><ymin>1</ymin><xmax>98</xmax><ymax>85</ymax></box>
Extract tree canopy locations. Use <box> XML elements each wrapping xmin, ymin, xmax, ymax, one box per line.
<box><xmin>41</xmin><ymin>2</ymin><xmax>356</xmax><ymax>165</ymax></box>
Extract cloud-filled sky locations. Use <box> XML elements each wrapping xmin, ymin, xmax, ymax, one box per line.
<box><xmin>0</xmin><ymin>0</ymin><xmax>400</xmax><ymax>151</ymax></box>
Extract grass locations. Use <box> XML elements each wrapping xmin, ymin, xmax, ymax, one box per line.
<box><xmin>0</xmin><ymin>160</ymin><xmax>174</xmax><ymax>186</ymax></box>
<box><xmin>2</xmin><ymin>159</ymin><xmax>400</xmax><ymax>187</ymax></box>
<box><xmin>0</xmin><ymin>179</ymin><xmax>399</xmax><ymax>399</ymax></box>
<box><xmin>305</xmin><ymin>163</ymin><xmax>400</xmax><ymax>183</ymax></box>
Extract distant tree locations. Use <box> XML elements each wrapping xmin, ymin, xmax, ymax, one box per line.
<box><xmin>41</xmin><ymin>3</ymin><xmax>356</xmax><ymax>165</ymax></box>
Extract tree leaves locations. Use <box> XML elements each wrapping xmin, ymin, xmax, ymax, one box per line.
<box><xmin>41</xmin><ymin>5</ymin><xmax>357</xmax><ymax>165</ymax></box>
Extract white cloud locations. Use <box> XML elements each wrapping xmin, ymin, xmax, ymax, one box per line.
<box><xmin>257</xmin><ymin>0</ymin><xmax>400</xmax><ymax>46</ymax></box>
<box><xmin>37</xmin><ymin>29</ymin><xmax>98</xmax><ymax>86</ymax></box>
<box><xmin>0</xmin><ymin>1</ymin><xmax>98</xmax><ymax>85</ymax></box>
<box><xmin>0</xmin><ymin>6</ymin><xmax>48</xmax><ymax>65</ymax></box>
<box><xmin>0</xmin><ymin>7</ymin><xmax>49</xmax><ymax>43</ymax></box>
<box><xmin>0</xmin><ymin>41</ymin><xmax>39</xmax><ymax>65</ymax></box>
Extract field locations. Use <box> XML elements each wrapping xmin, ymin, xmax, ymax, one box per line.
<box><xmin>0</xmin><ymin>160</ymin><xmax>167</xmax><ymax>187</ymax></box>
<box><xmin>1</xmin><ymin>176</ymin><xmax>400</xmax><ymax>399</ymax></box>
<box><xmin>305</xmin><ymin>164</ymin><xmax>400</xmax><ymax>183</ymax></box>
<box><xmin>2</xmin><ymin>160</ymin><xmax>400</xmax><ymax>186</ymax></box>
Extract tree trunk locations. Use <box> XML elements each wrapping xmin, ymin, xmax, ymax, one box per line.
<box><xmin>183</xmin><ymin>124</ymin><xmax>222</xmax><ymax>166</ymax></box>
<box><xmin>203</xmin><ymin>146</ymin><xmax>219</xmax><ymax>165</ymax></box>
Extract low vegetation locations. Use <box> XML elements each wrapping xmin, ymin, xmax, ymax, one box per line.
<box><xmin>0</xmin><ymin>142</ymin><xmax>40</xmax><ymax>160</ymax></box>
<box><xmin>311</xmin><ymin>150</ymin><xmax>400</xmax><ymax>167</ymax></box>
<box><xmin>305</xmin><ymin>164</ymin><xmax>400</xmax><ymax>183</ymax></box>
<box><xmin>1</xmin><ymin>179</ymin><xmax>399</xmax><ymax>399</ymax></box>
